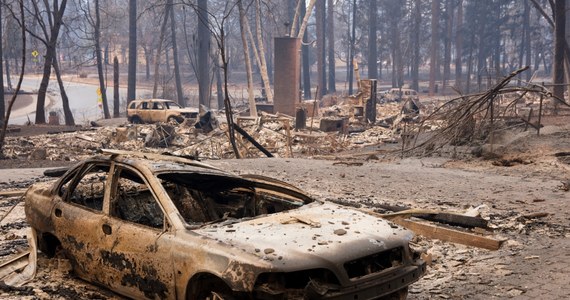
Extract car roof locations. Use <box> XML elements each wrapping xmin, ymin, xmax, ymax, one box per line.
<box><xmin>389</xmin><ymin>88</ymin><xmax>416</xmax><ymax>92</ymax></box>
<box><xmin>100</xmin><ymin>149</ymin><xmax>223</xmax><ymax>171</ymax></box>
<box><xmin>133</xmin><ymin>99</ymin><xmax>177</xmax><ymax>103</ymax></box>
<box><xmin>100</xmin><ymin>149</ymin><xmax>313</xmax><ymax>199</ymax></box>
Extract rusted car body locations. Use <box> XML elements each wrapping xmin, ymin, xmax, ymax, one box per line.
<box><xmin>127</xmin><ymin>99</ymin><xmax>199</xmax><ymax>124</ymax></box>
<box><xmin>24</xmin><ymin>150</ymin><xmax>426</xmax><ymax>299</ymax></box>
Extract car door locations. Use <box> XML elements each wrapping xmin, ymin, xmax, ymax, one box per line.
<box><xmin>150</xmin><ymin>102</ymin><xmax>166</xmax><ymax>123</ymax></box>
<box><xmin>138</xmin><ymin>101</ymin><xmax>152</xmax><ymax>122</ymax></box>
<box><xmin>51</xmin><ymin>162</ymin><xmax>113</xmax><ymax>282</ymax></box>
<box><xmin>97</xmin><ymin>164</ymin><xmax>175</xmax><ymax>299</ymax></box>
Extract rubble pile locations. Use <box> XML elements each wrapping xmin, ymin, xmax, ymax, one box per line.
<box><xmin>3</xmin><ymin>104</ymin><xmax>409</xmax><ymax>161</ymax></box>
<box><xmin>5</xmin><ymin>75</ymin><xmax>562</xmax><ymax>163</ymax></box>
<box><xmin>401</xmin><ymin>68</ymin><xmax>560</xmax><ymax>155</ymax></box>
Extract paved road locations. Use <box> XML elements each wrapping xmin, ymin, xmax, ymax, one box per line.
<box><xmin>8</xmin><ymin>76</ymin><xmax>143</xmax><ymax>125</ymax></box>
<box><xmin>0</xmin><ymin>167</ymin><xmax>48</xmax><ymax>184</ymax></box>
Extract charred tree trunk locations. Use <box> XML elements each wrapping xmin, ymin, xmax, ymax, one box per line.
<box><xmin>152</xmin><ymin>0</ymin><xmax>172</xmax><ymax>98</ymax></box>
<box><xmin>165</xmin><ymin>48</ymin><xmax>171</xmax><ymax>75</ymax></box>
<box><xmin>95</xmin><ymin>0</ymin><xmax>110</xmax><ymax>119</ymax></box>
<box><xmin>411</xmin><ymin>0</ymin><xmax>421</xmax><ymax>91</ymax></box>
<box><xmin>348</xmin><ymin>0</ymin><xmax>357</xmax><ymax>94</ymax></box>
<box><xmin>238</xmin><ymin>0</ymin><xmax>256</xmax><ymax>116</ymax></box>
<box><xmin>296</xmin><ymin>0</ymin><xmax>317</xmax><ymax>39</ymax></box>
<box><xmin>524</xmin><ymin>1</ymin><xmax>532</xmax><ymax>82</ymax></box>
<box><xmin>455</xmin><ymin>0</ymin><xmax>463</xmax><ymax>90</ymax></box>
<box><xmin>429</xmin><ymin>0</ymin><xmax>440</xmax><ymax>96</ymax></box>
<box><xmin>255</xmin><ymin>0</ymin><xmax>273</xmax><ymax>102</ymax></box>
<box><xmin>316</xmin><ymin>0</ymin><xmax>326</xmax><ymax>99</ymax></box>
<box><xmin>52</xmin><ymin>52</ymin><xmax>74</xmax><ymax>125</ymax></box>
<box><xmin>170</xmin><ymin>5</ymin><xmax>184</xmax><ymax>106</ymax></box>
<box><xmin>519</xmin><ymin>0</ymin><xmax>529</xmax><ymax>83</ymax></box>
<box><xmin>327</xmin><ymin>0</ymin><xmax>336</xmax><ymax>92</ymax></box>
<box><xmin>389</xmin><ymin>1</ymin><xmax>403</xmax><ymax>88</ymax></box>
<box><xmin>553</xmin><ymin>0</ymin><xmax>565</xmax><ymax>104</ymax></box>
<box><xmin>219</xmin><ymin>28</ymin><xmax>240</xmax><ymax>158</ymax></box>
<box><xmin>113</xmin><ymin>56</ymin><xmax>120</xmax><ymax>118</ymax></box>
<box><xmin>35</xmin><ymin>0</ymin><xmax>68</xmax><ymax>124</ymax></box>
<box><xmin>368</xmin><ymin>0</ymin><xmax>378</xmax><ymax>80</ymax></box>
<box><xmin>197</xmin><ymin>0</ymin><xmax>211</xmax><ymax>107</ymax></box>
<box><xmin>144</xmin><ymin>48</ymin><xmax>151</xmax><ymax>81</ymax></box>
<box><xmin>0</xmin><ymin>0</ymin><xmax>4</xmax><ymax>126</ymax></box>
<box><xmin>215</xmin><ymin>62</ymin><xmax>223</xmax><ymax>109</ymax></box>
<box><xmin>0</xmin><ymin>1</ymin><xmax>24</xmax><ymax>155</ymax></box>
<box><xmin>442</xmin><ymin>0</ymin><xmax>452</xmax><ymax>93</ymax></box>
<box><xmin>466</xmin><ymin>31</ymin><xmax>474</xmax><ymax>94</ymax></box>
<box><xmin>301</xmin><ymin>0</ymin><xmax>311</xmax><ymax>99</ymax></box>
<box><xmin>519</xmin><ymin>0</ymin><xmax>533</xmax><ymax>81</ymax></box>
<box><xmin>127</xmin><ymin>0</ymin><xmax>137</xmax><ymax>104</ymax></box>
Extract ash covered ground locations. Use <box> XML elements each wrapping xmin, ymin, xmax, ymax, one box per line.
<box><xmin>1</xmin><ymin>115</ymin><xmax>569</xmax><ymax>299</ymax></box>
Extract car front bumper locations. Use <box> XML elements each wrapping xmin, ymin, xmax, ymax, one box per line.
<box><xmin>306</xmin><ymin>260</ymin><xmax>426</xmax><ymax>300</ymax></box>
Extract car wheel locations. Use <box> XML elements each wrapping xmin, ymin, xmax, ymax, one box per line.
<box><xmin>192</xmin><ymin>289</ymin><xmax>235</xmax><ymax>300</ymax></box>
<box><xmin>131</xmin><ymin>116</ymin><xmax>142</xmax><ymax>124</ymax></box>
<box><xmin>37</xmin><ymin>232</ymin><xmax>61</xmax><ymax>258</ymax></box>
<box><xmin>203</xmin><ymin>291</ymin><xmax>234</xmax><ymax>300</ymax></box>
<box><xmin>167</xmin><ymin>116</ymin><xmax>182</xmax><ymax>125</ymax></box>
<box><xmin>189</xmin><ymin>280</ymin><xmax>236</xmax><ymax>300</ymax></box>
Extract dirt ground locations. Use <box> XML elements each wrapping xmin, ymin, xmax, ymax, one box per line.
<box><xmin>1</xmin><ymin>120</ymin><xmax>569</xmax><ymax>299</ymax></box>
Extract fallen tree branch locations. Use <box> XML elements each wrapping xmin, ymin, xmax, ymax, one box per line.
<box><xmin>233</xmin><ymin>123</ymin><xmax>273</xmax><ymax>157</ymax></box>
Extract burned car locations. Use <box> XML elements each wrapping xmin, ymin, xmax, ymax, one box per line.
<box><xmin>24</xmin><ymin>150</ymin><xmax>426</xmax><ymax>299</ymax></box>
<box><xmin>127</xmin><ymin>99</ymin><xmax>199</xmax><ymax>124</ymax></box>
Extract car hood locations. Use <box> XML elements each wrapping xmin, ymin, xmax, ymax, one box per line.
<box><xmin>174</xmin><ymin>107</ymin><xmax>198</xmax><ymax>113</ymax></box>
<box><xmin>193</xmin><ymin>202</ymin><xmax>414</xmax><ymax>271</ymax></box>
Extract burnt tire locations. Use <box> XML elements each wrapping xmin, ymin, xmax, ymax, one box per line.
<box><xmin>187</xmin><ymin>275</ymin><xmax>237</xmax><ymax>300</ymax></box>
<box><xmin>37</xmin><ymin>233</ymin><xmax>61</xmax><ymax>258</ymax></box>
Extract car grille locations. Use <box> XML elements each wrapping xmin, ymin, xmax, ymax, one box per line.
<box><xmin>344</xmin><ymin>247</ymin><xmax>404</xmax><ymax>279</ymax></box>
<box><xmin>182</xmin><ymin>112</ymin><xmax>198</xmax><ymax>118</ymax></box>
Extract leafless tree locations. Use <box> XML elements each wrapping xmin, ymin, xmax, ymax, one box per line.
<box><xmin>197</xmin><ymin>0</ymin><xmax>210</xmax><ymax>107</ymax></box>
<box><xmin>113</xmin><ymin>56</ymin><xmax>119</xmax><ymax>117</ymax></box>
<box><xmin>171</xmin><ymin>4</ymin><xmax>184</xmax><ymax>106</ymax></box>
<box><xmin>127</xmin><ymin>0</ymin><xmax>137</xmax><ymax>104</ymax></box>
<box><xmin>78</xmin><ymin>0</ymin><xmax>110</xmax><ymax>119</ymax></box>
<box><xmin>367</xmin><ymin>0</ymin><xmax>377</xmax><ymax>80</ymax></box>
<box><xmin>316</xmin><ymin>0</ymin><xmax>326</xmax><ymax>99</ymax></box>
<box><xmin>237</xmin><ymin>0</ymin><xmax>256</xmax><ymax>116</ymax></box>
<box><xmin>429</xmin><ymin>0</ymin><xmax>440</xmax><ymax>95</ymax></box>
<box><xmin>455</xmin><ymin>0</ymin><xmax>463</xmax><ymax>90</ymax></box>
<box><xmin>0</xmin><ymin>0</ymin><xmax>5</xmax><ymax>126</ymax></box>
<box><xmin>552</xmin><ymin>0</ymin><xmax>565</xmax><ymax>102</ymax></box>
<box><xmin>1</xmin><ymin>0</ymin><xmax>25</xmax><ymax>155</ymax></box>
<box><xmin>254</xmin><ymin>0</ymin><xmax>273</xmax><ymax>102</ymax></box>
<box><xmin>152</xmin><ymin>0</ymin><xmax>173</xmax><ymax>98</ymax></box>
<box><xmin>13</xmin><ymin>0</ymin><xmax>70</xmax><ymax>124</ymax></box>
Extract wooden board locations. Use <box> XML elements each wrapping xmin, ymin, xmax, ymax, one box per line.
<box><xmin>0</xmin><ymin>190</ymin><xmax>26</xmax><ymax>197</ymax></box>
<box><xmin>391</xmin><ymin>218</ymin><xmax>503</xmax><ymax>250</ymax></box>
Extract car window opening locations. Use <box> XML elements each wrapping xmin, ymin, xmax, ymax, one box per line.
<box><xmin>112</xmin><ymin>168</ymin><xmax>165</xmax><ymax>229</ymax></box>
<box><xmin>61</xmin><ymin>164</ymin><xmax>110</xmax><ymax>211</ymax></box>
<box><xmin>157</xmin><ymin>173</ymin><xmax>307</xmax><ymax>225</ymax></box>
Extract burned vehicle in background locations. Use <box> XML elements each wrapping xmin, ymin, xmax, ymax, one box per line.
<box><xmin>24</xmin><ymin>150</ymin><xmax>426</xmax><ymax>299</ymax></box>
<box><xmin>127</xmin><ymin>99</ymin><xmax>199</xmax><ymax>124</ymax></box>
